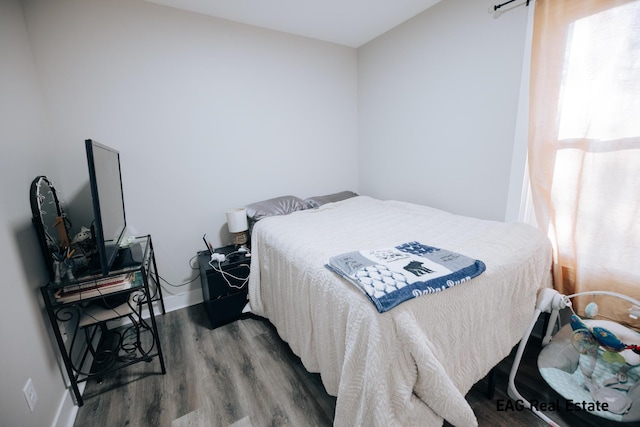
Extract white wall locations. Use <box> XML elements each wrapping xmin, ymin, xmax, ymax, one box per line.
<box><xmin>22</xmin><ymin>0</ymin><xmax>359</xmax><ymax>301</ymax></box>
<box><xmin>0</xmin><ymin>1</ymin><xmax>71</xmax><ymax>426</ymax></box>
<box><xmin>358</xmin><ymin>0</ymin><xmax>529</xmax><ymax>220</ymax></box>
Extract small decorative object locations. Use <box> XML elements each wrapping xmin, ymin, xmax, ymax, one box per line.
<box><xmin>120</xmin><ymin>235</ymin><xmax>136</xmax><ymax>247</ymax></box>
<box><xmin>71</xmin><ymin>225</ymin><xmax>96</xmax><ymax>260</ymax></box>
<box><xmin>72</xmin><ymin>226</ymin><xmax>91</xmax><ymax>245</ymax></box>
<box><xmin>53</xmin><ymin>257</ymin><xmax>75</xmax><ymax>283</ymax></box>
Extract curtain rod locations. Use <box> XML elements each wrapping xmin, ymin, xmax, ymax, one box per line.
<box><xmin>493</xmin><ymin>0</ymin><xmax>530</xmax><ymax>12</ymax></box>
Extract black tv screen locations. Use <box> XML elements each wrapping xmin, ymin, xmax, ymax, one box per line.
<box><xmin>85</xmin><ymin>139</ymin><xmax>127</xmax><ymax>276</ymax></box>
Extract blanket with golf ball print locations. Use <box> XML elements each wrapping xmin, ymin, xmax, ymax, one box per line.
<box><xmin>326</xmin><ymin>241</ymin><xmax>486</xmax><ymax>313</ymax></box>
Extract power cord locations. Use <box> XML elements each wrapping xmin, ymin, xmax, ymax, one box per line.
<box><xmin>156</xmin><ymin>254</ymin><xmax>201</xmax><ymax>288</ymax></box>
<box><xmin>158</xmin><ymin>274</ymin><xmax>200</xmax><ymax>288</ymax></box>
<box><xmin>208</xmin><ymin>249</ymin><xmax>250</xmax><ymax>290</ymax></box>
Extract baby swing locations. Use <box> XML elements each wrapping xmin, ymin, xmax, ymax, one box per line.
<box><xmin>508</xmin><ymin>288</ymin><xmax>640</xmax><ymax>425</ymax></box>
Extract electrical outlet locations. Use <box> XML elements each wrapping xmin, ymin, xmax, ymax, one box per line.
<box><xmin>23</xmin><ymin>378</ymin><xmax>38</xmax><ymax>412</ymax></box>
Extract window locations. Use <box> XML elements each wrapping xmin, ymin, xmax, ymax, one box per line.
<box><xmin>528</xmin><ymin>0</ymin><xmax>640</xmax><ymax>323</ymax></box>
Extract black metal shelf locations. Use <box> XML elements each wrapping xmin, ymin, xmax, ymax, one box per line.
<box><xmin>41</xmin><ymin>235</ymin><xmax>166</xmax><ymax>406</ymax></box>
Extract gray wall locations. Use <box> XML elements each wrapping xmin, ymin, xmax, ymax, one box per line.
<box><xmin>358</xmin><ymin>0</ymin><xmax>529</xmax><ymax>220</ymax></box>
<box><xmin>22</xmin><ymin>0</ymin><xmax>359</xmax><ymax>301</ymax></box>
<box><xmin>4</xmin><ymin>0</ymin><xmax>358</xmax><ymax>425</ymax></box>
<box><xmin>0</xmin><ymin>1</ymin><xmax>70</xmax><ymax>426</ymax></box>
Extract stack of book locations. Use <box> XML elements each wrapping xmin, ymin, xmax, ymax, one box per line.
<box><xmin>54</xmin><ymin>273</ymin><xmax>134</xmax><ymax>303</ymax></box>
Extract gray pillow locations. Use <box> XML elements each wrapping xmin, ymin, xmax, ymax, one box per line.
<box><xmin>304</xmin><ymin>191</ymin><xmax>358</xmax><ymax>209</ymax></box>
<box><xmin>245</xmin><ymin>195</ymin><xmax>308</xmax><ymax>222</ymax></box>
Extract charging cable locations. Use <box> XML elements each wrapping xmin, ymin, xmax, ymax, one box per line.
<box><xmin>208</xmin><ymin>251</ymin><xmax>250</xmax><ymax>290</ymax></box>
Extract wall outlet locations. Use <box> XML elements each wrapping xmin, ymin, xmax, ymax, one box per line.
<box><xmin>23</xmin><ymin>378</ymin><xmax>38</xmax><ymax>412</ymax></box>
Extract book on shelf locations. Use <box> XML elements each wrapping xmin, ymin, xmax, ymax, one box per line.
<box><xmin>54</xmin><ymin>272</ymin><xmax>137</xmax><ymax>302</ymax></box>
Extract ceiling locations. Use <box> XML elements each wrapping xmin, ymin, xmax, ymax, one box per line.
<box><xmin>146</xmin><ymin>0</ymin><xmax>442</xmax><ymax>47</ymax></box>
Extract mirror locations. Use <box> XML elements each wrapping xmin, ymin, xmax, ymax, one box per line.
<box><xmin>30</xmin><ymin>176</ymin><xmax>70</xmax><ymax>282</ymax></box>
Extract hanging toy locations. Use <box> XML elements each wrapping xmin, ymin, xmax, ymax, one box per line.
<box><xmin>585</xmin><ymin>301</ymin><xmax>599</xmax><ymax>318</ymax></box>
<box><xmin>570</xmin><ymin>313</ymin><xmax>640</xmax><ymax>360</ymax></box>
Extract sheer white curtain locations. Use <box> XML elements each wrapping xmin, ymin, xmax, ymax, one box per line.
<box><xmin>528</xmin><ymin>0</ymin><xmax>640</xmax><ymax>323</ymax></box>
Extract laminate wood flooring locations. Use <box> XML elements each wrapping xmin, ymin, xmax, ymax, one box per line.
<box><xmin>73</xmin><ymin>304</ymin><xmax>626</xmax><ymax>427</ymax></box>
<box><xmin>74</xmin><ymin>304</ymin><xmax>334</xmax><ymax>427</ymax></box>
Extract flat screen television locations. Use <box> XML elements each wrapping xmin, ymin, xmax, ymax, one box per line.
<box><xmin>85</xmin><ymin>139</ymin><xmax>127</xmax><ymax>276</ymax></box>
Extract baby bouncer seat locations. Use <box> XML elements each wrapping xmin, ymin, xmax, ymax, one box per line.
<box><xmin>509</xmin><ymin>289</ymin><xmax>640</xmax><ymax>425</ymax></box>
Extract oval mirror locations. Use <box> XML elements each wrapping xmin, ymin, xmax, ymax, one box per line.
<box><xmin>30</xmin><ymin>176</ymin><xmax>70</xmax><ymax>281</ymax></box>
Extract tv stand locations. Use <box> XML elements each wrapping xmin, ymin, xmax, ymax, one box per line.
<box><xmin>40</xmin><ymin>235</ymin><xmax>166</xmax><ymax>406</ymax></box>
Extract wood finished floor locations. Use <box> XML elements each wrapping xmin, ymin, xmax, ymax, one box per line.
<box><xmin>74</xmin><ymin>304</ymin><xmax>625</xmax><ymax>427</ymax></box>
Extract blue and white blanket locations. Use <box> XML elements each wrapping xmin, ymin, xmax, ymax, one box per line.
<box><xmin>327</xmin><ymin>241</ymin><xmax>486</xmax><ymax>313</ymax></box>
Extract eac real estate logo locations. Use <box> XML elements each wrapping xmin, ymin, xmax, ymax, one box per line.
<box><xmin>496</xmin><ymin>398</ymin><xmax>609</xmax><ymax>412</ymax></box>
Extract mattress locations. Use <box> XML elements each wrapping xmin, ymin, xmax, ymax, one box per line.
<box><xmin>248</xmin><ymin>196</ymin><xmax>552</xmax><ymax>426</ymax></box>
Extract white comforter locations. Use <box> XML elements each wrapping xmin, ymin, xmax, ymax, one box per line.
<box><xmin>248</xmin><ymin>196</ymin><xmax>552</xmax><ymax>426</ymax></box>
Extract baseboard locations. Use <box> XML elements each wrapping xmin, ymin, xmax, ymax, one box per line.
<box><xmin>161</xmin><ymin>287</ymin><xmax>203</xmax><ymax>313</ymax></box>
<box><xmin>52</xmin><ymin>383</ymin><xmax>83</xmax><ymax>427</ymax></box>
<box><xmin>51</xmin><ymin>287</ymin><xmax>202</xmax><ymax>427</ymax></box>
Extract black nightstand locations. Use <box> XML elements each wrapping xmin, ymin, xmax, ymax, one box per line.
<box><xmin>198</xmin><ymin>245</ymin><xmax>250</xmax><ymax>329</ymax></box>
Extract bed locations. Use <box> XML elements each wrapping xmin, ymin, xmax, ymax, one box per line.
<box><xmin>247</xmin><ymin>195</ymin><xmax>552</xmax><ymax>426</ymax></box>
